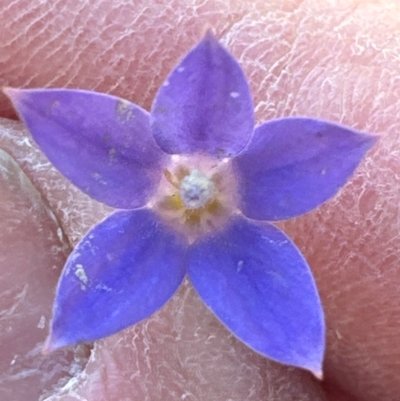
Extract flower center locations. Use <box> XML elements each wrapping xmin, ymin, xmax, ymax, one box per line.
<box><xmin>150</xmin><ymin>154</ymin><xmax>238</xmax><ymax>242</ymax></box>
<box><xmin>179</xmin><ymin>169</ymin><xmax>215</xmax><ymax>209</ymax></box>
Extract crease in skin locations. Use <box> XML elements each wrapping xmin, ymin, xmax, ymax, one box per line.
<box><xmin>0</xmin><ymin>284</ymin><xmax>28</xmax><ymax>320</ymax></box>
<box><xmin>1</xmin><ymin>0</ymin><xmax>400</xmax><ymax>400</ymax></box>
<box><xmin>0</xmin><ymin>147</ymin><xmax>91</xmax><ymax>401</ymax></box>
<box><xmin>0</xmin><ymin>147</ymin><xmax>43</xmax><ymax>204</ymax></box>
<box><xmin>0</xmin><ymin>117</ymin><xmax>112</xmax><ymax>245</ymax></box>
<box><xmin>0</xmin><ymin>146</ymin><xmax>70</xmax><ymax>254</ymax></box>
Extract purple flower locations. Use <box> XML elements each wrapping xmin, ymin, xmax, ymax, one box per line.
<box><xmin>4</xmin><ymin>31</ymin><xmax>377</xmax><ymax>377</ymax></box>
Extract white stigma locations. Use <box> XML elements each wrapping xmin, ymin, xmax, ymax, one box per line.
<box><xmin>179</xmin><ymin>169</ymin><xmax>215</xmax><ymax>209</ymax></box>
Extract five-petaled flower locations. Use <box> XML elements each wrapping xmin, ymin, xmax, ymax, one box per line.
<box><xmin>4</xmin><ymin>31</ymin><xmax>377</xmax><ymax>378</ymax></box>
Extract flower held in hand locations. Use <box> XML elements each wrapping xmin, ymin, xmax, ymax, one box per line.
<box><xmin>4</xmin><ymin>31</ymin><xmax>377</xmax><ymax>378</ymax></box>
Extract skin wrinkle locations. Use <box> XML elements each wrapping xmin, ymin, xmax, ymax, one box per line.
<box><xmin>0</xmin><ymin>0</ymin><xmax>296</xmax><ymax>118</ymax></box>
<box><xmin>0</xmin><ymin>146</ymin><xmax>91</xmax><ymax>401</ymax></box>
<box><xmin>1</xmin><ymin>0</ymin><xmax>400</xmax><ymax>400</ymax></box>
<box><xmin>0</xmin><ymin>118</ymin><xmax>112</xmax><ymax>245</ymax></box>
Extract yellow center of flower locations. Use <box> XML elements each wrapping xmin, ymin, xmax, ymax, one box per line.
<box><xmin>150</xmin><ymin>154</ymin><xmax>238</xmax><ymax>242</ymax></box>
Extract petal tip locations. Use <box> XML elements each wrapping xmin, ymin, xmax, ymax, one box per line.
<box><xmin>203</xmin><ymin>27</ymin><xmax>217</xmax><ymax>40</ymax></box>
<box><xmin>367</xmin><ymin>132</ymin><xmax>380</xmax><ymax>145</ymax></box>
<box><xmin>312</xmin><ymin>368</ymin><xmax>324</xmax><ymax>380</ymax></box>
<box><xmin>303</xmin><ymin>355</ymin><xmax>324</xmax><ymax>380</ymax></box>
<box><xmin>2</xmin><ymin>86</ymin><xmax>19</xmax><ymax>100</ymax></box>
<box><xmin>42</xmin><ymin>331</ymin><xmax>70</xmax><ymax>354</ymax></box>
<box><xmin>200</xmin><ymin>27</ymin><xmax>223</xmax><ymax>50</ymax></box>
<box><xmin>3</xmin><ymin>87</ymin><xmax>29</xmax><ymax>110</ymax></box>
<box><xmin>42</xmin><ymin>339</ymin><xmax>58</xmax><ymax>355</ymax></box>
<box><xmin>359</xmin><ymin>131</ymin><xmax>380</xmax><ymax>155</ymax></box>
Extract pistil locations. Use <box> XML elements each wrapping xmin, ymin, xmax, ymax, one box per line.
<box><xmin>179</xmin><ymin>169</ymin><xmax>215</xmax><ymax>209</ymax></box>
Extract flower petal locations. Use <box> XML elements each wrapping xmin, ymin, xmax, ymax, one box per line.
<box><xmin>187</xmin><ymin>215</ymin><xmax>325</xmax><ymax>376</ymax></box>
<box><xmin>4</xmin><ymin>88</ymin><xmax>166</xmax><ymax>209</ymax></box>
<box><xmin>234</xmin><ymin>117</ymin><xmax>378</xmax><ymax>220</ymax></box>
<box><xmin>151</xmin><ymin>31</ymin><xmax>254</xmax><ymax>158</ymax></box>
<box><xmin>46</xmin><ymin>209</ymin><xmax>187</xmax><ymax>350</ymax></box>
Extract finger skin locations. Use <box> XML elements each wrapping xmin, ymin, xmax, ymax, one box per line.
<box><xmin>1</xmin><ymin>0</ymin><xmax>400</xmax><ymax>400</ymax></box>
<box><xmin>0</xmin><ymin>122</ymin><xmax>89</xmax><ymax>401</ymax></box>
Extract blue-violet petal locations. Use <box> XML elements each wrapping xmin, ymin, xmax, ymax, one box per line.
<box><xmin>151</xmin><ymin>31</ymin><xmax>254</xmax><ymax>158</ymax></box>
<box><xmin>234</xmin><ymin>117</ymin><xmax>378</xmax><ymax>220</ymax></box>
<box><xmin>5</xmin><ymin>88</ymin><xmax>166</xmax><ymax>209</ymax></box>
<box><xmin>188</xmin><ymin>214</ymin><xmax>325</xmax><ymax>376</ymax></box>
<box><xmin>47</xmin><ymin>209</ymin><xmax>187</xmax><ymax>350</ymax></box>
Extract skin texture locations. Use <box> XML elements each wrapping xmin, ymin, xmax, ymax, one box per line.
<box><xmin>0</xmin><ymin>0</ymin><xmax>399</xmax><ymax>400</ymax></box>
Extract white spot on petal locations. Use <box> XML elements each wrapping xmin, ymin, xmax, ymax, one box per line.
<box><xmin>237</xmin><ymin>260</ymin><xmax>244</xmax><ymax>272</ymax></box>
<box><xmin>230</xmin><ymin>91</ymin><xmax>240</xmax><ymax>98</ymax></box>
<box><xmin>177</xmin><ymin>67</ymin><xmax>185</xmax><ymax>72</ymax></box>
<box><xmin>96</xmin><ymin>283</ymin><xmax>112</xmax><ymax>292</ymax></box>
<box><xmin>75</xmin><ymin>264</ymin><xmax>88</xmax><ymax>287</ymax></box>
<box><xmin>92</xmin><ymin>173</ymin><xmax>108</xmax><ymax>186</ymax></box>
<box><xmin>163</xmin><ymin>80</ymin><xmax>170</xmax><ymax>87</ymax></box>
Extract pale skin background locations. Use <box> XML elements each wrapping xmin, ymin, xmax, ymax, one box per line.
<box><xmin>0</xmin><ymin>0</ymin><xmax>399</xmax><ymax>400</ymax></box>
